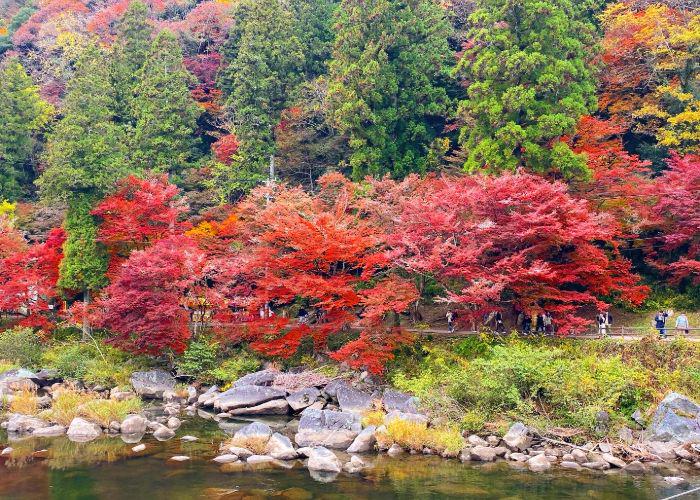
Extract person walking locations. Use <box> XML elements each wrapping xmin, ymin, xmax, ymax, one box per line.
<box><xmin>675</xmin><ymin>312</ymin><xmax>690</xmax><ymax>336</ymax></box>
<box><xmin>522</xmin><ymin>315</ymin><xmax>532</xmax><ymax>335</ymax></box>
<box><xmin>495</xmin><ymin>311</ymin><xmax>505</xmax><ymax>334</ymax></box>
<box><xmin>535</xmin><ymin>313</ymin><xmax>545</xmax><ymax>334</ymax></box>
<box><xmin>597</xmin><ymin>311</ymin><xmax>613</xmax><ymax>337</ymax></box>
<box><xmin>543</xmin><ymin>311</ymin><xmax>553</xmax><ymax>336</ymax></box>
<box><xmin>654</xmin><ymin>311</ymin><xmax>668</xmax><ymax>339</ymax></box>
<box><xmin>446</xmin><ymin>310</ymin><xmax>456</xmax><ymax>334</ymax></box>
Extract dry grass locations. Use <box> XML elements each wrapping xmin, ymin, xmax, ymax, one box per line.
<box><xmin>44</xmin><ymin>389</ymin><xmax>95</xmax><ymax>426</ymax></box>
<box><xmin>225</xmin><ymin>435</ymin><xmax>270</xmax><ymax>455</ymax></box>
<box><xmin>10</xmin><ymin>389</ymin><xmax>40</xmax><ymax>415</ymax></box>
<box><xmin>377</xmin><ymin>419</ymin><xmax>464</xmax><ymax>456</ymax></box>
<box><xmin>79</xmin><ymin>397</ymin><xmax>143</xmax><ymax>428</ymax></box>
<box><xmin>361</xmin><ymin>409</ymin><xmax>386</xmax><ymax>427</ymax></box>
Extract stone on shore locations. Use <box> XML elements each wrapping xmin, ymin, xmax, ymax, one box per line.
<box><xmin>306</xmin><ymin>446</ymin><xmax>342</xmax><ymax>473</ymax></box>
<box><xmin>153</xmin><ymin>425</ymin><xmax>176</xmax><ymax>440</ymax></box>
<box><xmin>213</xmin><ymin>454</ymin><xmax>240</xmax><ymax>464</ymax></box>
<box><xmin>227</xmin><ymin>446</ymin><xmax>254</xmax><ymax>459</ymax></box>
<box><xmin>602</xmin><ymin>453</ymin><xmax>626</xmax><ymax>468</ymax></box>
<box><xmin>215</xmin><ymin>385</ymin><xmax>286</xmax><ymax>412</ymax></box>
<box><xmin>233</xmin><ymin>422</ymin><xmax>273</xmax><ymax>442</ymax></box>
<box><xmin>233</xmin><ymin>370</ymin><xmax>279</xmax><ymax>388</ymax></box>
<box><xmin>383</xmin><ymin>410</ymin><xmax>428</xmax><ymax>427</ymax></box>
<box><xmin>470</xmin><ymin>446</ymin><xmax>498</xmax><ymax>462</ymax></box>
<box><xmin>336</xmin><ymin>383</ymin><xmax>375</xmax><ymax>414</ymax></box>
<box><xmin>502</xmin><ymin>422</ymin><xmax>532</xmax><ymax>451</ymax></box>
<box><xmin>347</xmin><ymin>426</ymin><xmax>377</xmax><ymax>453</ymax></box>
<box><xmin>6</xmin><ymin>414</ymin><xmax>49</xmax><ymax>434</ymax></box>
<box><xmin>120</xmin><ymin>415</ymin><xmax>148</xmax><ymax>435</ymax></box>
<box><xmin>228</xmin><ymin>398</ymin><xmax>290</xmax><ymax>416</ymax></box>
<box><xmin>295</xmin><ymin>408</ymin><xmax>362</xmax><ymax>449</ymax></box>
<box><xmin>66</xmin><ymin>418</ymin><xmax>102</xmax><ymax>442</ymax></box>
<box><xmin>266</xmin><ymin>432</ymin><xmax>298</xmax><ymax>460</ymax></box>
<box><xmin>130</xmin><ymin>370</ymin><xmax>176</xmax><ymax>399</ymax></box>
<box><xmin>286</xmin><ymin>388</ymin><xmax>321</xmax><ymax>412</ymax></box>
<box><xmin>527</xmin><ymin>453</ymin><xmax>552</xmax><ymax>472</ymax></box>
<box><xmin>648</xmin><ymin>392</ymin><xmax>700</xmax><ymax>443</ymax></box>
<box><xmin>382</xmin><ymin>389</ymin><xmax>420</xmax><ymax>414</ymax></box>
<box><xmin>560</xmin><ymin>461</ymin><xmax>582</xmax><ymax>470</ymax></box>
<box><xmin>467</xmin><ymin>435</ymin><xmax>488</xmax><ymax>447</ymax></box>
<box><xmin>624</xmin><ymin>460</ymin><xmax>647</xmax><ymax>473</ymax></box>
<box><xmin>32</xmin><ymin>425</ymin><xmax>66</xmax><ymax>437</ymax></box>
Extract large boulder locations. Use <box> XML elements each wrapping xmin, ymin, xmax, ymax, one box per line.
<box><xmin>306</xmin><ymin>446</ymin><xmax>342</xmax><ymax>473</ymax></box>
<box><xmin>130</xmin><ymin>370</ymin><xmax>176</xmax><ymax>399</ymax></box>
<box><xmin>346</xmin><ymin>426</ymin><xmax>376</xmax><ymax>453</ymax></box>
<box><xmin>232</xmin><ymin>370</ymin><xmax>279</xmax><ymax>388</ymax></box>
<box><xmin>120</xmin><ymin>415</ymin><xmax>148</xmax><ymax>435</ymax></box>
<box><xmin>66</xmin><ymin>418</ymin><xmax>102</xmax><ymax>442</ymax></box>
<box><xmin>5</xmin><ymin>413</ymin><xmax>49</xmax><ymax>434</ymax></box>
<box><xmin>286</xmin><ymin>388</ymin><xmax>321</xmax><ymax>412</ymax></box>
<box><xmin>337</xmin><ymin>384</ymin><xmax>376</xmax><ymax>414</ymax></box>
<box><xmin>233</xmin><ymin>422</ymin><xmax>273</xmax><ymax>442</ymax></box>
<box><xmin>228</xmin><ymin>399</ymin><xmax>290</xmax><ymax>416</ymax></box>
<box><xmin>214</xmin><ymin>385</ymin><xmax>286</xmax><ymax>412</ymax></box>
<box><xmin>321</xmin><ymin>379</ymin><xmax>346</xmax><ymax>400</ymax></box>
<box><xmin>266</xmin><ymin>432</ymin><xmax>298</xmax><ymax>460</ymax></box>
<box><xmin>502</xmin><ymin>422</ymin><xmax>532</xmax><ymax>451</ymax></box>
<box><xmin>32</xmin><ymin>425</ymin><xmax>66</xmax><ymax>437</ymax></box>
<box><xmin>383</xmin><ymin>410</ymin><xmax>428</xmax><ymax>427</ymax></box>
<box><xmin>648</xmin><ymin>392</ymin><xmax>700</xmax><ymax>443</ymax></box>
<box><xmin>0</xmin><ymin>369</ymin><xmax>38</xmax><ymax>394</ymax></box>
<box><xmin>295</xmin><ymin>408</ymin><xmax>362</xmax><ymax>449</ymax></box>
<box><xmin>382</xmin><ymin>389</ymin><xmax>420</xmax><ymax>414</ymax></box>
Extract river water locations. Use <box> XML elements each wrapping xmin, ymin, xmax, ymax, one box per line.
<box><xmin>2</xmin><ymin>415</ymin><xmax>699</xmax><ymax>499</ymax></box>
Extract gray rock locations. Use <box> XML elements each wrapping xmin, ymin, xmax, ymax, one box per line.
<box><xmin>121</xmin><ymin>432</ymin><xmax>145</xmax><ymax>444</ymax></box>
<box><xmin>233</xmin><ymin>370</ymin><xmax>279</xmax><ymax>388</ymax></box>
<box><xmin>295</xmin><ymin>408</ymin><xmax>362</xmax><ymax>449</ymax></box>
<box><xmin>571</xmin><ymin>449</ymin><xmax>588</xmax><ymax>463</ymax></box>
<box><xmin>602</xmin><ymin>453</ymin><xmax>626</xmax><ymax>468</ymax></box>
<box><xmin>0</xmin><ymin>369</ymin><xmax>38</xmax><ymax>394</ymax></box>
<box><xmin>624</xmin><ymin>460</ymin><xmax>646</xmax><ymax>473</ymax></box>
<box><xmin>286</xmin><ymin>388</ymin><xmax>321</xmax><ymax>412</ymax></box>
<box><xmin>108</xmin><ymin>421</ymin><xmax>121</xmax><ymax>433</ymax></box>
<box><xmin>32</xmin><ymin>425</ymin><xmax>66</xmax><ymax>437</ymax></box>
<box><xmin>167</xmin><ymin>417</ymin><xmax>181</xmax><ymax>430</ymax></box>
<box><xmin>228</xmin><ymin>446</ymin><xmax>254</xmax><ymax>459</ymax></box>
<box><xmin>560</xmin><ymin>461</ymin><xmax>582</xmax><ymax>470</ymax></box>
<box><xmin>336</xmin><ymin>384</ymin><xmax>375</xmax><ymax>414</ymax></box>
<box><xmin>631</xmin><ymin>409</ymin><xmax>646</xmax><ymax>427</ymax></box>
<box><xmin>247</xmin><ymin>454</ymin><xmax>275</xmax><ymax>464</ymax></box>
<box><xmin>197</xmin><ymin>386</ymin><xmax>219</xmax><ymax>407</ymax></box>
<box><xmin>120</xmin><ymin>415</ymin><xmax>148</xmax><ymax>435</ymax></box>
<box><xmin>169</xmin><ymin>455</ymin><xmax>190</xmax><ymax>462</ymax></box>
<box><xmin>321</xmin><ymin>379</ymin><xmax>346</xmax><ymax>400</ymax></box>
<box><xmin>619</xmin><ymin>427</ymin><xmax>634</xmax><ymax>445</ymax></box>
<box><xmin>582</xmin><ymin>461</ymin><xmax>610</xmax><ymax>470</ymax></box>
<box><xmin>228</xmin><ymin>398</ymin><xmax>289</xmax><ymax>416</ymax></box>
<box><xmin>509</xmin><ymin>452</ymin><xmax>529</xmax><ymax>462</ymax></box>
<box><xmin>527</xmin><ymin>454</ymin><xmax>551</xmax><ymax>472</ymax></box>
<box><xmin>266</xmin><ymin>432</ymin><xmax>298</xmax><ymax>460</ymax></box>
<box><xmin>6</xmin><ymin>414</ymin><xmax>49</xmax><ymax>434</ymax></box>
<box><xmin>648</xmin><ymin>392</ymin><xmax>700</xmax><ymax>443</ymax></box>
<box><xmin>306</xmin><ymin>446</ymin><xmax>342</xmax><ymax>473</ymax></box>
<box><xmin>132</xmin><ymin>444</ymin><xmax>146</xmax><ymax>452</ymax></box>
<box><xmin>346</xmin><ymin>426</ymin><xmax>376</xmax><ymax>453</ymax></box>
<box><xmin>467</xmin><ymin>435</ymin><xmax>489</xmax><ymax>447</ymax></box>
<box><xmin>153</xmin><ymin>425</ymin><xmax>176</xmax><ymax>440</ymax></box>
<box><xmin>470</xmin><ymin>446</ymin><xmax>498</xmax><ymax>462</ymax></box>
<box><xmin>215</xmin><ymin>385</ymin><xmax>286</xmax><ymax>412</ymax></box>
<box><xmin>387</xmin><ymin>443</ymin><xmax>403</xmax><ymax>456</ymax></box>
<box><xmin>503</xmin><ymin>422</ymin><xmax>532</xmax><ymax>451</ymax></box>
<box><xmin>383</xmin><ymin>410</ymin><xmax>428</xmax><ymax>426</ymax></box>
<box><xmin>595</xmin><ymin>411</ymin><xmax>611</xmax><ymax>434</ymax></box>
<box><xmin>1</xmin><ymin>447</ymin><xmax>12</xmax><ymax>456</ymax></box>
<box><xmin>645</xmin><ymin>441</ymin><xmax>677</xmax><ymax>461</ymax></box>
<box><xmin>664</xmin><ymin>476</ymin><xmax>686</xmax><ymax>486</ymax></box>
<box><xmin>130</xmin><ymin>370</ymin><xmax>176</xmax><ymax>399</ymax></box>
<box><xmin>213</xmin><ymin>454</ymin><xmax>240</xmax><ymax>464</ymax></box>
<box><xmin>233</xmin><ymin>422</ymin><xmax>273</xmax><ymax>443</ymax></box>
<box><xmin>66</xmin><ymin>418</ymin><xmax>102</xmax><ymax>442</ymax></box>
<box><xmin>382</xmin><ymin>389</ymin><xmax>420</xmax><ymax>414</ymax></box>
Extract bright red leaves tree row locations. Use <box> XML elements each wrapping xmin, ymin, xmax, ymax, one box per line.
<box><xmin>1</xmin><ymin>161</ymin><xmax>698</xmax><ymax>372</ymax></box>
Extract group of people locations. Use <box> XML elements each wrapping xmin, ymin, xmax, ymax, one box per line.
<box><xmin>654</xmin><ymin>310</ymin><xmax>691</xmax><ymax>339</ymax></box>
<box><xmin>444</xmin><ymin>310</ymin><xmax>556</xmax><ymax>335</ymax></box>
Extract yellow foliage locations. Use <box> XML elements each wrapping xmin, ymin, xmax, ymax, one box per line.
<box><xmin>0</xmin><ymin>200</ymin><xmax>16</xmax><ymax>219</ymax></box>
<box><xmin>225</xmin><ymin>435</ymin><xmax>269</xmax><ymax>455</ymax></box>
<box><xmin>362</xmin><ymin>409</ymin><xmax>386</xmax><ymax>427</ymax></box>
<box><xmin>10</xmin><ymin>389</ymin><xmax>40</xmax><ymax>416</ymax></box>
<box><xmin>377</xmin><ymin>419</ymin><xmax>464</xmax><ymax>456</ymax></box>
<box><xmin>44</xmin><ymin>389</ymin><xmax>95</xmax><ymax>426</ymax></box>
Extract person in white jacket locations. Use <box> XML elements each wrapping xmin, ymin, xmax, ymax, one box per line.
<box><xmin>675</xmin><ymin>312</ymin><xmax>690</xmax><ymax>335</ymax></box>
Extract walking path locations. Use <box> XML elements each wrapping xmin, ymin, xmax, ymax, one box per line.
<box><xmin>408</xmin><ymin>326</ymin><xmax>700</xmax><ymax>340</ymax></box>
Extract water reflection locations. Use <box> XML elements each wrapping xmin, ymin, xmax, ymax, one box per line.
<box><xmin>1</xmin><ymin>417</ymin><xmax>698</xmax><ymax>500</ymax></box>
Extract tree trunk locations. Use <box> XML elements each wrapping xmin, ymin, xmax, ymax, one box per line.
<box><xmin>82</xmin><ymin>288</ymin><xmax>91</xmax><ymax>341</ymax></box>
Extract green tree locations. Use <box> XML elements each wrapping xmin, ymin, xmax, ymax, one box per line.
<box><xmin>111</xmin><ymin>0</ymin><xmax>153</xmax><ymax>124</ymax></box>
<box><xmin>0</xmin><ymin>59</ymin><xmax>53</xmax><ymax>200</ymax></box>
<box><xmin>291</xmin><ymin>0</ymin><xmax>338</xmax><ymax>78</ymax></box>
<box><xmin>219</xmin><ymin>0</ymin><xmax>305</xmax><ymax>174</ymax></box>
<box><xmin>456</xmin><ymin>0</ymin><xmax>597</xmax><ymax>179</ymax></box>
<box><xmin>131</xmin><ymin>29</ymin><xmax>202</xmax><ymax>176</ymax></box>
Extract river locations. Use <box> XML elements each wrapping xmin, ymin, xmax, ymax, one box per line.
<box><xmin>2</xmin><ymin>415</ymin><xmax>698</xmax><ymax>499</ymax></box>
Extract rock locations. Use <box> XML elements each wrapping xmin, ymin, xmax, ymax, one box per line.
<box><xmin>560</xmin><ymin>461</ymin><xmax>582</xmax><ymax>470</ymax></box>
<box><xmin>180</xmin><ymin>435</ymin><xmax>198</xmax><ymax>442</ymax></box>
<box><xmin>286</xmin><ymin>388</ymin><xmax>322</xmax><ymax>412</ymax></box>
<box><xmin>509</xmin><ymin>452</ymin><xmax>529</xmax><ymax>462</ymax></box>
<box><xmin>527</xmin><ymin>454</ymin><xmax>552</xmax><ymax>472</ymax></box>
<box><xmin>228</xmin><ymin>398</ymin><xmax>290</xmax><ymax>416</ymax></box>
<box><xmin>197</xmin><ymin>386</ymin><xmax>219</xmax><ymax>407</ymax></box>
<box><xmin>674</xmin><ymin>446</ymin><xmax>694</xmax><ymax>460</ymax></box>
<box><xmin>594</xmin><ymin>411</ymin><xmax>611</xmax><ymax>434</ymax></box>
<box><xmin>648</xmin><ymin>392</ymin><xmax>700</xmax><ymax>443</ymax></box>
<box><xmin>233</xmin><ymin>422</ymin><xmax>273</xmax><ymax>442</ymax></box>
<box><xmin>266</xmin><ymin>432</ymin><xmax>298</xmax><ymax>460</ymax></box>
<box><xmin>571</xmin><ymin>449</ymin><xmax>588</xmax><ymax>463</ymax></box>
<box><xmin>227</xmin><ymin>446</ymin><xmax>254</xmax><ymax>459</ymax></box>
<box><xmin>619</xmin><ymin>427</ymin><xmax>634</xmax><ymax>445</ymax></box>
<box><xmin>306</xmin><ymin>446</ymin><xmax>342</xmax><ymax>473</ymax></box>
<box><xmin>233</xmin><ymin>369</ymin><xmax>279</xmax><ymax>388</ymax></box>
<box><xmin>645</xmin><ymin>441</ymin><xmax>677</xmax><ymax>461</ymax></box>
<box><xmin>66</xmin><ymin>418</ymin><xmax>102</xmax><ymax>442</ymax></box>
<box><xmin>602</xmin><ymin>453</ymin><xmax>626</xmax><ymax>468</ymax></box>
<box><xmin>582</xmin><ymin>461</ymin><xmax>610</xmax><ymax>470</ymax></box>
<box><xmin>215</xmin><ymin>385</ymin><xmax>286</xmax><ymax>412</ymax></box>
<box><xmin>624</xmin><ymin>461</ymin><xmax>646</xmax><ymax>473</ymax></box>
<box><xmin>487</xmin><ymin>435</ymin><xmax>500</xmax><ymax>446</ymax></box>
<box><xmin>153</xmin><ymin>425</ymin><xmax>176</xmax><ymax>440</ymax></box>
<box><xmin>132</xmin><ymin>444</ymin><xmax>146</xmax><ymax>452</ymax></box>
<box><xmin>631</xmin><ymin>409</ymin><xmax>645</xmax><ymax>427</ymax></box>
<box><xmin>120</xmin><ymin>415</ymin><xmax>148</xmax><ymax>435</ymax></box>
<box><xmin>664</xmin><ymin>476</ymin><xmax>686</xmax><ymax>486</ymax></box>
<box><xmin>562</xmin><ymin>453</ymin><xmax>574</xmax><ymax>462</ymax></box>
<box><xmin>350</xmin><ymin>455</ymin><xmax>364</xmax><ymax>467</ymax></box>
<box><xmin>383</xmin><ymin>410</ymin><xmax>428</xmax><ymax>426</ymax></box>
<box><xmin>387</xmin><ymin>444</ymin><xmax>403</xmax><ymax>457</ymax></box>
<box><xmin>322</xmin><ymin>379</ymin><xmax>346</xmax><ymax>400</ymax></box>
<box><xmin>169</xmin><ymin>456</ymin><xmax>190</xmax><ymax>462</ymax></box>
<box><xmin>167</xmin><ymin>417</ymin><xmax>181</xmax><ymax>430</ymax></box>
<box><xmin>6</xmin><ymin>414</ymin><xmax>49</xmax><ymax>434</ymax></box>
<box><xmin>110</xmin><ymin>388</ymin><xmax>136</xmax><ymax>401</ymax></box>
<box><xmin>1</xmin><ymin>447</ymin><xmax>12</xmax><ymax>456</ymax></box>
<box><xmin>467</xmin><ymin>435</ymin><xmax>488</xmax><ymax>447</ymax></box>
<box><xmin>213</xmin><ymin>454</ymin><xmax>240</xmax><ymax>464</ymax></box>
<box><xmin>598</xmin><ymin>443</ymin><xmax>612</xmax><ymax>454</ymax></box>
<box><xmin>32</xmin><ymin>425</ymin><xmax>66</xmax><ymax>437</ymax></box>
<box><xmin>0</xmin><ymin>369</ymin><xmax>38</xmax><ymax>393</ymax></box>
<box><xmin>336</xmin><ymin>384</ymin><xmax>375</xmax><ymax>414</ymax></box>
<box><xmin>247</xmin><ymin>454</ymin><xmax>275</xmax><ymax>465</ymax></box>
<box><xmin>130</xmin><ymin>370</ymin><xmax>176</xmax><ymax>399</ymax></box>
<box><xmin>502</xmin><ymin>422</ymin><xmax>532</xmax><ymax>451</ymax></box>
<box><xmin>121</xmin><ymin>432</ymin><xmax>145</xmax><ymax>444</ymax></box>
<box><xmin>295</xmin><ymin>408</ymin><xmax>362</xmax><ymax>449</ymax></box>
<box><xmin>108</xmin><ymin>421</ymin><xmax>121</xmax><ymax>433</ymax></box>
<box><xmin>346</xmin><ymin>426</ymin><xmax>376</xmax><ymax>453</ymax></box>
<box><xmin>470</xmin><ymin>446</ymin><xmax>498</xmax><ymax>462</ymax></box>
<box><xmin>382</xmin><ymin>389</ymin><xmax>420</xmax><ymax>414</ymax></box>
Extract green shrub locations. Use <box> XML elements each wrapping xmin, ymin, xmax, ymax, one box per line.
<box><xmin>0</xmin><ymin>327</ymin><xmax>43</xmax><ymax>367</ymax></box>
<box><xmin>79</xmin><ymin>397</ymin><xmax>143</xmax><ymax>427</ymax></box>
<box><xmin>176</xmin><ymin>338</ymin><xmax>219</xmax><ymax>377</ymax></box>
<box><xmin>207</xmin><ymin>351</ymin><xmax>261</xmax><ymax>386</ymax></box>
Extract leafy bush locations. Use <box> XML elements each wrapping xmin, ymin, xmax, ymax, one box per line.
<box><xmin>0</xmin><ymin>327</ymin><xmax>43</xmax><ymax>368</ymax></box>
<box><xmin>10</xmin><ymin>389</ymin><xmax>40</xmax><ymax>415</ymax></box>
<box><xmin>376</xmin><ymin>419</ymin><xmax>464</xmax><ymax>456</ymax></box>
<box><xmin>206</xmin><ymin>351</ymin><xmax>261</xmax><ymax>386</ymax></box>
<box><xmin>44</xmin><ymin>389</ymin><xmax>94</xmax><ymax>426</ymax></box>
<box><xmin>0</xmin><ymin>360</ymin><xmax>18</xmax><ymax>373</ymax></box>
<box><xmin>176</xmin><ymin>338</ymin><xmax>219</xmax><ymax>377</ymax></box>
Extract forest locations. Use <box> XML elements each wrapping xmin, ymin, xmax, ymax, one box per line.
<box><xmin>0</xmin><ymin>0</ymin><xmax>698</xmax><ymax>376</ymax></box>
